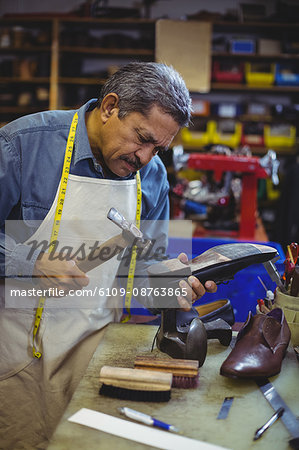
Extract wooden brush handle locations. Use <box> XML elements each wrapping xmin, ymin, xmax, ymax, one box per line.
<box><xmin>134</xmin><ymin>356</ymin><xmax>199</xmax><ymax>377</ymax></box>
<box><xmin>99</xmin><ymin>365</ymin><xmax>172</xmax><ymax>391</ymax></box>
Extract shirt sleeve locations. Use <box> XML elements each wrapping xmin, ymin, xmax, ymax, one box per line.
<box><xmin>0</xmin><ymin>133</ymin><xmax>41</xmax><ymax>281</ymax></box>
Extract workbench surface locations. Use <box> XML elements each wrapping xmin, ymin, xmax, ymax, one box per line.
<box><xmin>48</xmin><ymin>323</ymin><xmax>299</xmax><ymax>450</ymax></box>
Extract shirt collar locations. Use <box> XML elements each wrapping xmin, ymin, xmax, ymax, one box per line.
<box><xmin>73</xmin><ymin>98</ymin><xmax>97</xmax><ymax>166</ymax></box>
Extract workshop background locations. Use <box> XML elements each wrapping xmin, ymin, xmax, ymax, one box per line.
<box><xmin>1</xmin><ymin>0</ymin><xmax>299</xmax><ymax>319</ymax></box>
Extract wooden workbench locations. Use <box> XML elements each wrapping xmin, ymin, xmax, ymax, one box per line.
<box><xmin>48</xmin><ymin>323</ymin><xmax>299</xmax><ymax>450</ymax></box>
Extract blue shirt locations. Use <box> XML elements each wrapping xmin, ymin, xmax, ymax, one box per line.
<box><xmin>0</xmin><ymin>99</ymin><xmax>169</xmax><ymax>280</ymax></box>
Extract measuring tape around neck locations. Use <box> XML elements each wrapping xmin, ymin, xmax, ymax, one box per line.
<box><xmin>121</xmin><ymin>170</ymin><xmax>142</xmax><ymax>323</ymax></box>
<box><xmin>32</xmin><ymin>112</ymin><xmax>78</xmax><ymax>358</ymax></box>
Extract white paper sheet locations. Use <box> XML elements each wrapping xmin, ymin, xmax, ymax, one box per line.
<box><xmin>68</xmin><ymin>408</ymin><xmax>227</xmax><ymax>450</ymax></box>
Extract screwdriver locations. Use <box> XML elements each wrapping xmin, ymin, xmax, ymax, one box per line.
<box><xmin>254</xmin><ymin>407</ymin><xmax>284</xmax><ymax>440</ymax></box>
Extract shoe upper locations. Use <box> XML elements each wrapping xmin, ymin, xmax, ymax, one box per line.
<box><xmin>220</xmin><ymin>308</ymin><xmax>291</xmax><ymax>378</ymax></box>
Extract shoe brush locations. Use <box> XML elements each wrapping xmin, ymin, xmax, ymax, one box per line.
<box><xmin>134</xmin><ymin>355</ymin><xmax>199</xmax><ymax>389</ymax></box>
<box><xmin>99</xmin><ymin>365</ymin><xmax>172</xmax><ymax>402</ymax></box>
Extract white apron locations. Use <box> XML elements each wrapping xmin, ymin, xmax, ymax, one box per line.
<box><xmin>0</xmin><ymin>173</ymin><xmax>137</xmax><ymax>449</ymax></box>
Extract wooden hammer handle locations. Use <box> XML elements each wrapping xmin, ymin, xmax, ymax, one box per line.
<box><xmin>76</xmin><ymin>233</ymin><xmax>128</xmax><ymax>273</ymax></box>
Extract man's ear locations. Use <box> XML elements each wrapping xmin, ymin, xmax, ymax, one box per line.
<box><xmin>100</xmin><ymin>93</ymin><xmax>119</xmax><ymax>122</ymax></box>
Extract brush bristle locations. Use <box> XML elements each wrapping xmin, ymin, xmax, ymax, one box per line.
<box><xmin>172</xmin><ymin>376</ymin><xmax>199</xmax><ymax>389</ymax></box>
<box><xmin>99</xmin><ymin>384</ymin><xmax>171</xmax><ymax>402</ymax></box>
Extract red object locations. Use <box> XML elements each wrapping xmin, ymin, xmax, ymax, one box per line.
<box><xmin>212</xmin><ymin>61</ymin><xmax>244</xmax><ymax>84</ymax></box>
<box><xmin>257</xmin><ymin>299</ymin><xmax>265</xmax><ymax>308</ymax></box>
<box><xmin>188</xmin><ymin>154</ymin><xmax>269</xmax><ymax>239</ymax></box>
<box><xmin>289</xmin><ymin>242</ymin><xmax>299</xmax><ymax>265</ymax></box>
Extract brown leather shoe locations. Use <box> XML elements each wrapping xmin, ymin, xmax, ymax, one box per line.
<box><xmin>220</xmin><ymin>308</ymin><xmax>291</xmax><ymax>379</ymax></box>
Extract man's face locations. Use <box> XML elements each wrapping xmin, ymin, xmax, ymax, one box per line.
<box><xmin>99</xmin><ymin>103</ymin><xmax>180</xmax><ymax>177</ymax></box>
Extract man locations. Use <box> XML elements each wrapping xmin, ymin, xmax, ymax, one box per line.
<box><xmin>0</xmin><ymin>62</ymin><xmax>216</xmax><ymax>448</ymax></box>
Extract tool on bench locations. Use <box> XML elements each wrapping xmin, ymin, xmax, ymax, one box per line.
<box><xmin>253</xmin><ymin>406</ymin><xmax>284</xmax><ymax>441</ymax></box>
<box><xmin>256</xmin><ymin>378</ymin><xmax>299</xmax><ymax>449</ymax></box>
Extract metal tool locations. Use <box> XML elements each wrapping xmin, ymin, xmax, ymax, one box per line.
<box><xmin>263</xmin><ymin>257</ymin><xmax>287</xmax><ymax>293</ymax></box>
<box><xmin>254</xmin><ymin>406</ymin><xmax>284</xmax><ymax>440</ymax></box>
<box><xmin>256</xmin><ymin>378</ymin><xmax>299</xmax><ymax>449</ymax></box>
<box><xmin>217</xmin><ymin>397</ymin><xmax>234</xmax><ymax>420</ymax></box>
<box><xmin>107</xmin><ymin>207</ymin><xmax>151</xmax><ymax>251</ymax></box>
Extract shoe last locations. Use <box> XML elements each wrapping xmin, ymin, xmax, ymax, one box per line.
<box><xmin>156</xmin><ymin>310</ymin><xmax>208</xmax><ymax>367</ymax></box>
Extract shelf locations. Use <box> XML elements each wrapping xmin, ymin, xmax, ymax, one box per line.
<box><xmin>180</xmin><ymin>144</ymin><xmax>298</xmax><ymax>156</ymax></box>
<box><xmin>58</xmin><ymin>77</ymin><xmax>106</xmax><ymax>85</ymax></box>
<box><xmin>0</xmin><ymin>77</ymin><xmax>50</xmax><ymax>83</ymax></box>
<box><xmin>59</xmin><ymin>46</ymin><xmax>154</xmax><ymax>56</ymax></box>
<box><xmin>58</xmin><ymin>17</ymin><xmax>155</xmax><ymax>26</ymax></box>
<box><xmin>212</xmin><ymin>20</ymin><xmax>299</xmax><ymax>29</ymax></box>
<box><xmin>189</xmin><ymin>114</ymin><xmax>298</xmax><ymax>124</ymax></box>
<box><xmin>0</xmin><ymin>106</ymin><xmax>46</xmax><ymax>113</ymax></box>
<box><xmin>211</xmin><ymin>82</ymin><xmax>299</xmax><ymax>92</ymax></box>
<box><xmin>213</xmin><ymin>52</ymin><xmax>299</xmax><ymax>61</ymax></box>
<box><xmin>0</xmin><ymin>46</ymin><xmax>51</xmax><ymax>53</ymax></box>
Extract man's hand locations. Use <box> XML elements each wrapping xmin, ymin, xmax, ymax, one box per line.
<box><xmin>33</xmin><ymin>252</ymin><xmax>89</xmax><ymax>297</ymax></box>
<box><xmin>176</xmin><ymin>252</ymin><xmax>217</xmax><ymax>311</ymax></box>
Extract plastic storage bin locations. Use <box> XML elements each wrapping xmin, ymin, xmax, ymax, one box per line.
<box><xmin>212</xmin><ymin>61</ymin><xmax>244</xmax><ymax>83</ymax></box>
<box><xmin>230</xmin><ymin>38</ymin><xmax>255</xmax><ymax>54</ymax></box>
<box><xmin>211</xmin><ymin>102</ymin><xmax>243</xmax><ymax>118</ymax></box>
<box><xmin>212</xmin><ymin>119</ymin><xmax>242</xmax><ymax>147</ymax></box>
<box><xmin>241</xmin><ymin>122</ymin><xmax>264</xmax><ymax>147</ymax></box>
<box><xmin>181</xmin><ymin>119</ymin><xmax>215</xmax><ymax>146</ymax></box>
<box><xmin>245</xmin><ymin>62</ymin><xmax>275</xmax><ymax>86</ymax></box>
<box><xmin>191</xmin><ymin>99</ymin><xmax>210</xmax><ymax>116</ymax></box>
<box><xmin>275</xmin><ymin>63</ymin><xmax>299</xmax><ymax>86</ymax></box>
<box><xmin>264</xmin><ymin>123</ymin><xmax>296</xmax><ymax>147</ymax></box>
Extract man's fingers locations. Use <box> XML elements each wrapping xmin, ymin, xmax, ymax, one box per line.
<box><xmin>177</xmin><ymin>295</ymin><xmax>191</xmax><ymax>311</ymax></box>
<box><xmin>187</xmin><ymin>276</ymin><xmax>206</xmax><ymax>300</ymax></box>
<box><xmin>204</xmin><ymin>280</ymin><xmax>217</xmax><ymax>293</ymax></box>
<box><xmin>177</xmin><ymin>252</ymin><xmax>188</xmax><ymax>264</ymax></box>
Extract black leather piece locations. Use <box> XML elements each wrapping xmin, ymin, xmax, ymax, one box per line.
<box><xmin>196</xmin><ymin>299</ymin><xmax>235</xmax><ymax>326</ymax></box>
<box><xmin>176</xmin><ymin>307</ymin><xmax>199</xmax><ymax>327</ymax></box>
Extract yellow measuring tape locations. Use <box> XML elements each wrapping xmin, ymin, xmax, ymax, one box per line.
<box><xmin>32</xmin><ymin>111</ymin><xmax>141</xmax><ymax>356</ymax></box>
<box><xmin>121</xmin><ymin>170</ymin><xmax>142</xmax><ymax>323</ymax></box>
<box><xmin>32</xmin><ymin>112</ymin><xmax>78</xmax><ymax>358</ymax></box>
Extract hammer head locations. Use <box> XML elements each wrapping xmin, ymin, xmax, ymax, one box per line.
<box><xmin>107</xmin><ymin>207</ymin><xmax>151</xmax><ymax>252</ymax></box>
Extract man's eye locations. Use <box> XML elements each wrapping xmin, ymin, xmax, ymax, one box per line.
<box><xmin>138</xmin><ymin>135</ymin><xmax>148</xmax><ymax>144</ymax></box>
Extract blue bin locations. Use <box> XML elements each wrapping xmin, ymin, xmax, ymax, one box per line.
<box><xmin>275</xmin><ymin>63</ymin><xmax>299</xmax><ymax>86</ymax></box>
<box><xmin>122</xmin><ymin>237</ymin><xmax>285</xmax><ymax>322</ymax></box>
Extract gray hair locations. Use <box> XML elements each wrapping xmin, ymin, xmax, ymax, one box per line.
<box><xmin>97</xmin><ymin>62</ymin><xmax>192</xmax><ymax>127</ymax></box>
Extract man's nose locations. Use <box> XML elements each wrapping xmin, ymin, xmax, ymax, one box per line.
<box><xmin>135</xmin><ymin>144</ymin><xmax>155</xmax><ymax>166</ymax></box>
